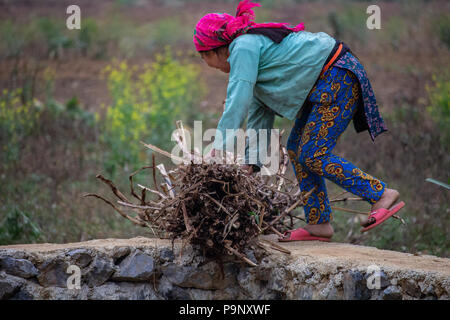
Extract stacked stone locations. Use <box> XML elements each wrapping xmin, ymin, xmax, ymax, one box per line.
<box><xmin>1</xmin><ymin>238</ymin><xmax>448</xmax><ymax>300</ymax></box>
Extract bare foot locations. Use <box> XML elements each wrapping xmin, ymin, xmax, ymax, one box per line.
<box><xmin>360</xmin><ymin>188</ymin><xmax>400</xmax><ymax>227</ymax></box>
<box><xmin>302</xmin><ymin>222</ymin><xmax>334</xmax><ymax>238</ymax></box>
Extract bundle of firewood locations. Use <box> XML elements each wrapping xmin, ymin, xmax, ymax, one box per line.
<box><xmin>84</xmin><ymin>121</ymin><xmax>320</xmax><ymax>266</ymax></box>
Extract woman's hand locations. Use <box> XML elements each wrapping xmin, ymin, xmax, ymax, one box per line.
<box><xmin>204</xmin><ymin>147</ymin><xmax>216</xmax><ymax>161</ymax></box>
<box><xmin>241</xmin><ymin>164</ymin><xmax>254</xmax><ymax>175</ymax></box>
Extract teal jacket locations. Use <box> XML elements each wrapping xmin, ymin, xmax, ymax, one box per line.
<box><xmin>213</xmin><ymin>31</ymin><xmax>336</xmax><ymax>166</ymax></box>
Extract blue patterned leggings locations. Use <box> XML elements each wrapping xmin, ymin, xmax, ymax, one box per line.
<box><xmin>287</xmin><ymin>66</ymin><xmax>387</xmax><ymax>225</ymax></box>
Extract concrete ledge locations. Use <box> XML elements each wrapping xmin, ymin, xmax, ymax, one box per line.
<box><xmin>0</xmin><ymin>236</ymin><xmax>449</xmax><ymax>300</ymax></box>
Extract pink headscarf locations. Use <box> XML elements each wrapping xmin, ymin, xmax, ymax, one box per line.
<box><xmin>193</xmin><ymin>0</ymin><xmax>305</xmax><ymax>52</ymax></box>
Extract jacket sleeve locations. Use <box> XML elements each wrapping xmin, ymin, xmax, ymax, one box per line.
<box><xmin>245</xmin><ymin>97</ymin><xmax>275</xmax><ymax>169</ymax></box>
<box><xmin>213</xmin><ymin>38</ymin><xmax>261</xmax><ymax>153</ymax></box>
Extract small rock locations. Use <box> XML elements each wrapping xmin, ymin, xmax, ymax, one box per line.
<box><xmin>332</xmin><ymin>273</ymin><xmax>344</xmax><ymax>287</ymax></box>
<box><xmin>37</xmin><ymin>259</ymin><xmax>69</xmax><ymax>288</ymax></box>
<box><xmin>296</xmin><ymin>285</ymin><xmax>313</xmax><ymax>300</ymax></box>
<box><xmin>401</xmin><ymin>279</ymin><xmax>421</xmax><ymax>298</ymax></box>
<box><xmin>303</xmin><ymin>268</ymin><xmax>313</xmax><ymax>279</ymax></box>
<box><xmin>325</xmin><ymin>286</ymin><xmax>339</xmax><ymax>300</ymax></box>
<box><xmin>10</xmin><ymin>289</ymin><xmax>35</xmax><ymax>300</ymax></box>
<box><xmin>67</xmin><ymin>249</ymin><xmax>93</xmax><ymax>268</ymax></box>
<box><xmin>162</xmin><ymin>261</ymin><xmax>234</xmax><ymax>290</ymax></box>
<box><xmin>0</xmin><ymin>257</ymin><xmax>38</xmax><ymax>279</ymax></box>
<box><xmin>268</xmin><ymin>268</ymin><xmax>286</xmax><ymax>292</ymax></box>
<box><xmin>166</xmin><ymin>286</ymin><xmax>192</xmax><ymax>300</ymax></box>
<box><xmin>0</xmin><ymin>274</ymin><xmax>22</xmax><ymax>300</ymax></box>
<box><xmin>343</xmin><ymin>270</ymin><xmax>370</xmax><ymax>300</ymax></box>
<box><xmin>159</xmin><ymin>248</ymin><xmax>175</xmax><ymax>263</ymax></box>
<box><xmin>237</xmin><ymin>268</ymin><xmax>260</xmax><ymax>298</ymax></box>
<box><xmin>112</xmin><ymin>247</ymin><xmax>131</xmax><ymax>263</ymax></box>
<box><xmin>419</xmin><ymin>281</ymin><xmax>435</xmax><ymax>296</ymax></box>
<box><xmin>112</xmin><ymin>250</ymin><xmax>155</xmax><ymax>282</ymax></box>
<box><xmin>305</xmin><ymin>273</ymin><xmax>321</xmax><ymax>285</ymax></box>
<box><xmin>84</xmin><ymin>256</ymin><xmax>115</xmax><ymax>287</ymax></box>
<box><xmin>382</xmin><ymin>285</ymin><xmax>403</xmax><ymax>300</ymax></box>
<box><xmin>320</xmin><ymin>280</ymin><xmax>340</xmax><ymax>300</ymax></box>
<box><xmin>212</xmin><ymin>287</ymin><xmax>240</xmax><ymax>300</ymax></box>
<box><xmin>40</xmin><ymin>285</ymin><xmax>90</xmax><ymax>300</ymax></box>
<box><xmin>89</xmin><ymin>282</ymin><xmax>157</xmax><ymax>300</ymax></box>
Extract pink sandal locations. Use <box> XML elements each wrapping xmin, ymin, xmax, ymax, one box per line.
<box><xmin>278</xmin><ymin>227</ymin><xmax>331</xmax><ymax>242</ymax></box>
<box><xmin>361</xmin><ymin>201</ymin><xmax>405</xmax><ymax>233</ymax></box>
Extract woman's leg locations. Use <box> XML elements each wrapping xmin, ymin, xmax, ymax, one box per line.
<box><xmin>300</xmin><ymin>67</ymin><xmax>390</xmax><ymax>220</ymax></box>
<box><xmin>289</xmin><ymin>66</ymin><xmax>397</xmax><ymax>236</ymax></box>
<box><xmin>287</xmin><ymin>111</ymin><xmax>334</xmax><ymax>237</ymax></box>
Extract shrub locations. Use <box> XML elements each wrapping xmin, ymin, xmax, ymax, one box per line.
<box><xmin>35</xmin><ymin>18</ymin><xmax>73</xmax><ymax>59</ymax></box>
<box><xmin>0</xmin><ymin>207</ymin><xmax>42</xmax><ymax>245</ymax></box>
<box><xmin>426</xmin><ymin>74</ymin><xmax>450</xmax><ymax>146</ymax></box>
<box><xmin>0</xmin><ymin>20</ymin><xmax>26</xmax><ymax>58</ymax></box>
<box><xmin>0</xmin><ymin>89</ymin><xmax>42</xmax><ymax>169</ymax></box>
<box><xmin>77</xmin><ymin>18</ymin><xmax>99</xmax><ymax>57</ymax></box>
<box><xmin>432</xmin><ymin>14</ymin><xmax>450</xmax><ymax>49</ymax></box>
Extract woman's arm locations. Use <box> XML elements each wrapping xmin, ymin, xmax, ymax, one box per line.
<box><xmin>245</xmin><ymin>97</ymin><xmax>276</xmax><ymax>170</ymax></box>
<box><xmin>212</xmin><ymin>37</ymin><xmax>262</xmax><ymax>154</ymax></box>
<box><xmin>213</xmin><ymin>79</ymin><xmax>255</xmax><ymax>152</ymax></box>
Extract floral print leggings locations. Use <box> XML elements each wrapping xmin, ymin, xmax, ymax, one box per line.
<box><xmin>287</xmin><ymin>66</ymin><xmax>387</xmax><ymax>225</ymax></box>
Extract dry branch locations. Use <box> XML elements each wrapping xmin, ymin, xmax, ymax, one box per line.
<box><xmin>86</xmin><ymin>121</ymin><xmax>390</xmax><ymax>265</ymax></box>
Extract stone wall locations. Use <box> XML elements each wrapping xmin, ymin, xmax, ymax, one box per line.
<box><xmin>0</xmin><ymin>236</ymin><xmax>449</xmax><ymax>300</ymax></box>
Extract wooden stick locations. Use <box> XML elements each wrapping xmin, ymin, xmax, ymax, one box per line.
<box><xmin>331</xmin><ymin>206</ymin><xmax>368</xmax><ymax>215</ymax></box>
<box><xmin>129</xmin><ymin>165</ymin><xmax>153</xmax><ymax>202</ymax></box>
<box><xmin>181</xmin><ymin>201</ymin><xmax>193</xmax><ymax>232</ymax></box>
<box><xmin>117</xmin><ymin>200</ymin><xmax>161</xmax><ymax>210</ymax></box>
<box><xmin>96</xmin><ymin>174</ymin><xmax>129</xmax><ymax>203</ymax></box>
<box><xmin>262</xmin><ymin>223</ymin><xmax>284</xmax><ymax>238</ymax></box>
<box><xmin>259</xmin><ymin>239</ymin><xmax>291</xmax><ymax>255</ymax></box>
<box><xmin>141</xmin><ymin>141</ymin><xmax>187</xmax><ymax>164</ymax></box>
<box><xmin>203</xmin><ymin>193</ymin><xmax>233</xmax><ymax>216</ymax></box>
<box><xmin>330</xmin><ymin>197</ymin><xmax>364</xmax><ymax>203</ymax></box>
<box><xmin>277</xmin><ymin>146</ymin><xmax>289</xmax><ymax>191</ymax></box>
<box><xmin>224</xmin><ymin>244</ymin><xmax>257</xmax><ymax>267</ymax></box>
<box><xmin>83</xmin><ymin>193</ymin><xmax>146</xmax><ymax>227</ymax></box>
<box><xmin>265</xmin><ymin>185</ymin><xmax>317</xmax><ymax>230</ymax></box>
<box><xmin>137</xmin><ymin>184</ymin><xmax>167</xmax><ymax>199</ymax></box>
<box><xmin>329</xmin><ymin>190</ymin><xmax>349</xmax><ymax>199</ymax></box>
<box><xmin>289</xmin><ymin>214</ymin><xmax>305</xmax><ymax>222</ymax></box>
<box><xmin>152</xmin><ymin>153</ymin><xmax>160</xmax><ymax>192</ymax></box>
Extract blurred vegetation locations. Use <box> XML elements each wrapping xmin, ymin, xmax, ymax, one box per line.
<box><xmin>426</xmin><ymin>74</ymin><xmax>450</xmax><ymax>146</ymax></box>
<box><xmin>0</xmin><ymin>12</ymin><xmax>193</xmax><ymax>60</ymax></box>
<box><xmin>0</xmin><ymin>89</ymin><xmax>42</xmax><ymax>167</ymax></box>
<box><xmin>0</xmin><ymin>48</ymin><xmax>205</xmax><ymax>245</ymax></box>
<box><xmin>328</xmin><ymin>5</ymin><xmax>368</xmax><ymax>44</ymax></box>
<box><xmin>432</xmin><ymin>14</ymin><xmax>450</xmax><ymax>49</ymax></box>
<box><xmin>0</xmin><ymin>0</ymin><xmax>448</xmax><ymax>257</ymax></box>
<box><xmin>101</xmin><ymin>49</ymin><xmax>205</xmax><ymax>176</ymax></box>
